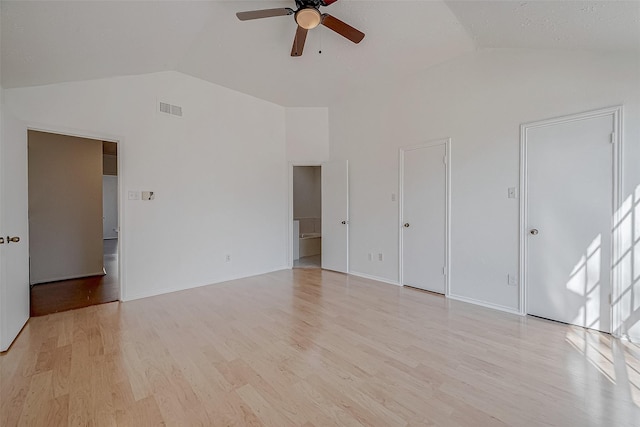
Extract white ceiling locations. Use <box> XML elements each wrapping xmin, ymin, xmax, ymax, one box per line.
<box><xmin>2</xmin><ymin>1</ymin><xmax>639</xmax><ymax>107</ymax></box>
<box><xmin>446</xmin><ymin>0</ymin><xmax>640</xmax><ymax>51</ymax></box>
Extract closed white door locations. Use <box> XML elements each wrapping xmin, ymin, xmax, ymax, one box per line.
<box><xmin>103</xmin><ymin>176</ymin><xmax>119</xmax><ymax>239</ymax></box>
<box><xmin>402</xmin><ymin>143</ymin><xmax>447</xmax><ymax>293</ymax></box>
<box><xmin>526</xmin><ymin>112</ymin><xmax>615</xmax><ymax>333</ymax></box>
<box><xmin>0</xmin><ymin>115</ymin><xmax>30</xmax><ymax>351</ymax></box>
<box><xmin>322</xmin><ymin>160</ymin><xmax>349</xmax><ymax>273</ymax></box>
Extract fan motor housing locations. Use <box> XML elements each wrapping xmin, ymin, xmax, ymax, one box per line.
<box><xmin>295</xmin><ymin>0</ymin><xmax>336</xmax><ymax>9</ymax></box>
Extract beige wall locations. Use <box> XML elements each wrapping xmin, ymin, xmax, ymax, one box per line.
<box><xmin>103</xmin><ymin>154</ymin><xmax>117</xmax><ymax>175</ymax></box>
<box><xmin>293</xmin><ymin>166</ymin><xmax>321</xmax><ymax>219</ymax></box>
<box><xmin>28</xmin><ymin>130</ymin><xmax>104</xmax><ymax>284</ymax></box>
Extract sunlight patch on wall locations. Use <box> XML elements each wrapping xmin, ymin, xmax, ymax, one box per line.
<box><xmin>612</xmin><ymin>184</ymin><xmax>640</xmax><ymax>339</ymax></box>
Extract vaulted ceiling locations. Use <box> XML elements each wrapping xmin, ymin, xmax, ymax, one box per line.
<box><xmin>2</xmin><ymin>1</ymin><xmax>639</xmax><ymax>107</ymax></box>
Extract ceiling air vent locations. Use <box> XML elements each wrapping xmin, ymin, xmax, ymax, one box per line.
<box><xmin>158</xmin><ymin>101</ymin><xmax>183</xmax><ymax>118</ymax></box>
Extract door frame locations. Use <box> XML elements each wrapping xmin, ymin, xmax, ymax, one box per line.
<box><xmin>398</xmin><ymin>138</ymin><xmax>452</xmax><ymax>295</ymax></box>
<box><xmin>288</xmin><ymin>162</ymin><xmax>322</xmax><ymax>269</ymax></box>
<box><xmin>26</xmin><ymin>122</ymin><xmax>126</xmax><ymax>301</ymax></box>
<box><xmin>518</xmin><ymin>106</ymin><xmax>623</xmax><ymax>323</ymax></box>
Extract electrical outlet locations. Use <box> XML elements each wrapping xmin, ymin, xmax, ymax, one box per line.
<box><xmin>225</xmin><ymin>254</ymin><xmax>231</xmax><ymax>263</ymax></box>
<box><xmin>378</xmin><ymin>253</ymin><xmax>383</xmax><ymax>262</ymax></box>
<box><xmin>508</xmin><ymin>187</ymin><xmax>518</xmax><ymax>199</ymax></box>
<box><xmin>128</xmin><ymin>190</ymin><xmax>140</xmax><ymax>200</ymax></box>
<box><xmin>508</xmin><ymin>274</ymin><xmax>518</xmax><ymax>286</ymax></box>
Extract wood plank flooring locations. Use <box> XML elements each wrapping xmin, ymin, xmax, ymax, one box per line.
<box><xmin>30</xmin><ymin>239</ymin><xmax>119</xmax><ymax>316</ymax></box>
<box><xmin>2</xmin><ymin>268</ymin><xmax>639</xmax><ymax>426</ymax></box>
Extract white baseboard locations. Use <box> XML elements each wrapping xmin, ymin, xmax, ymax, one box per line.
<box><xmin>447</xmin><ymin>293</ymin><xmax>521</xmax><ymax>315</ymax></box>
<box><xmin>121</xmin><ymin>266</ymin><xmax>525</xmax><ymax>321</ymax></box>
<box><xmin>122</xmin><ymin>266</ymin><xmax>289</xmax><ymax>302</ymax></box>
<box><xmin>348</xmin><ymin>271</ymin><xmax>401</xmax><ymax>287</ymax></box>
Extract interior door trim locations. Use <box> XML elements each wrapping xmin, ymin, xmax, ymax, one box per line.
<box><xmin>26</xmin><ymin>122</ymin><xmax>126</xmax><ymax>301</ymax></box>
<box><xmin>518</xmin><ymin>106</ymin><xmax>623</xmax><ymax>330</ymax></box>
<box><xmin>398</xmin><ymin>138</ymin><xmax>451</xmax><ymax>296</ymax></box>
<box><xmin>287</xmin><ymin>162</ymin><xmax>322</xmax><ymax>269</ymax></box>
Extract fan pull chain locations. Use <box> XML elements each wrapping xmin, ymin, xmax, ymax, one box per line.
<box><xmin>318</xmin><ymin>25</ymin><xmax>323</xmax><ymax>54</ymax></box>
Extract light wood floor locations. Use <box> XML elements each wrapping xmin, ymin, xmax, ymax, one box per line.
<box><xmin>1</xmin><ymin>269</ymin><xmax>639</xmax><ymax>426</ymax></box>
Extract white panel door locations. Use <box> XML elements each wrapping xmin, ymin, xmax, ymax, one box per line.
<box><xmin>0</xmin><ymin>114</ymin><xmax>30</xmax><ymax>351</ymax></box>
<box><xmin>527</xmin><ymin>113</ymin><xmax>614</xmax><ymax>332</ymax></box>
<box><xmin>322</xmin><ymin>160</ymin><xmax>348</xmax><ymax>273</ymax></box>
<box><xmin>402</xmin><ymin>144</ymin><xmax>446</xmax><ymax>293</ymax></box>
<box><xmin>103</xmin><ymin>176</ymin><xmax>118</xmax><ymax>239</ymax></box>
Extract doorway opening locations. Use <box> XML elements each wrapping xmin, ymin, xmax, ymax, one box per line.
<box><xmin>28</xmin><ymin>130</ymin><xmax>120</xmax><ymax>316</ymax></box>
<box><xmin>292</xmin><ymin>166</ymin><xmax>322</xmax><ymax>269</ymax></box>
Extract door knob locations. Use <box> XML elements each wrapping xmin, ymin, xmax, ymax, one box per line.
<box><xmin>341</xmin><ymin>220</ymin><xmax>347</xmax><ymax>225</ymax></box>
<box><xmin>7</xmin><ymin>236</ymin><xmax>20</xmax><ymax>243</ymax></box>
<box><xmin>529</xmin><ymin>229</ymin><xmax>539</xmax><ymax>235</ymax></box>
<box><xmin>404</xmin><ymin>223</ymin><xmax>410</xmax><ymax>228</ymax></box>
<box><xmin>0</xmin><ymin>237</ymin><xmax>4</xmax><ymax>244</ymax></box>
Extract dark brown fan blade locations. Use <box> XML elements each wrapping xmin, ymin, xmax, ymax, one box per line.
<box><xmin>321</xmin><ymin>14</ymin><xmax>364</xmax><ymax>44</ymax></box>
<box><xmin>236</xmin><ymin>8</ymin><xmax>293</xmax><ymax>21</ymax></box>
<box><xmin>291</xmin><ymin>26</ymin><xmax>308</xmax><ymax>57</ymax></box>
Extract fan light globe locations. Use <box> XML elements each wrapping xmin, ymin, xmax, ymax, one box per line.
<box><xmin>295</xmin><ymin>8</ymin><xmax>321</xmax><ymax>29</ymax></box>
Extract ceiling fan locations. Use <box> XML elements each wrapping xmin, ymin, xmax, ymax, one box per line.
<box><xmin>236</xmin><ymin>0</ymin><xmax>365</xmax><ymax>57</ymax></box>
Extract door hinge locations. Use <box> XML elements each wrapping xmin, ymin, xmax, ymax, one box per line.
<box><xmin>442</xmin><ymin>266</ymin><xmax>446</xmax><ymax>275</ymax></box>
<box><xmin>610</xmin><ymin>133</ymin><xmax>616</xmax><ymax>144</ymax></box>
<box><xmin>443</xmin><ymin>156</ymin><xmax>447</xmax><ymax>165</ymax></box>
<box><xmin>609</xmin><ymin>294</ymin><xmax>612</xmax><ymax>305</ymax></box>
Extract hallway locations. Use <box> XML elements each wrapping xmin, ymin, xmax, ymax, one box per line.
<box><xmin>30</xmin><ymin>239</ymin><xmax>119</xmax><ymax>316</ymax></box>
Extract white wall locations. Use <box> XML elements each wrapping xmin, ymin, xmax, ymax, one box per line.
<box><xmin>329</xmin><ymin>49</ymin><xmax>640</xmax><ymax>321</ymax></box>
<box><xmin>3</xmin><ymin>71</ymin><xmax>288</xmax><ymax>300</ymax></box>
<box><xmin>286</xmin><ymin>107</ymin><xmax>329</xmax><ymax>162</ymax></box>
<box><xmin>103</xmin><ymin>175</ymin><xmax>118</xmax><ymax>239</ymax></box>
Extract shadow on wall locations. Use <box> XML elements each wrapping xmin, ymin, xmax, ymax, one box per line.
<box><xmin>613</xmin><ymin>184</ymin><xmax>640</xmax><ymax>340</ymax></box>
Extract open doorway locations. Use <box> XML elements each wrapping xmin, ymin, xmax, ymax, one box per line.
<box><xmin>292</xmin><ymin>166</ymin><xmax>322</xmax><ymax>269</ymax></box>
<box><xmin>28</xmin><ymin>130</ymin><xmax>120</xmax><ymax>316</ymax></box>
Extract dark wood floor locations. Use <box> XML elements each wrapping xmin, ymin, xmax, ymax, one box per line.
<box><xmin>30</xmin><ymin>239</ymin><xmax>119</xmax><ymax>316</ymax></box>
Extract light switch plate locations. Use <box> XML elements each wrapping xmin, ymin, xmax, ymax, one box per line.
<box><xmin>128</xmin><ymin>190</ymin><xmax>140</xmax><ymax>200</ymax></box>
<box><xmin>142</xmin><ymin>191</ymin><xmax>155</xmax><ymax>201</ymax></box>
